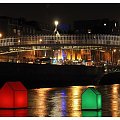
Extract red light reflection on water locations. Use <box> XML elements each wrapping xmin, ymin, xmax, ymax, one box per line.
<box><xmin>0</xmin><ymin>109</ymin><xmax>28</xmax><ymax>117</ymax></box>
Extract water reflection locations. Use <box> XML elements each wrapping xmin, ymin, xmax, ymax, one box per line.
<box><xmin>0</xmin><ymin>109</ymin><xmax>28</xmax><ymax>117</ymax></box>
<box><xmin>67</xmin><ymin>86</ymin><xmax>83</xmax><ymax>117</ymax></box>
<box><xmin>49</xmin><ymin>92</ymin><xmax>62</xmax><ymax>116</ymax></box>
<box><xmin>111</xmin><ymin>84</ymin><xmax>120</xmax><ymax>117</ymax></box>
<box><xmin>27</xmin><ymin>84</ymin><xmax>120</xmax><ymax>117</ymax></box>
<box><xmin>82</xmin><ymin>110</ymin><xmax>102</xmax><ymax>117</ymax></box>
<box><xmin>28</xmin><ymin>88</ymin><xmax>53</xmax><ymax>117</ymax></box>
<box><xmin>61</xmin><ymin>90</ymin><xmax>67</xmax><ymax>116</ymax></box>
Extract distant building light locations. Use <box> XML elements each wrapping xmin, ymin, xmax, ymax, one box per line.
<box><xmin>88</xmin><ymin>29</ymin><xmax>91</xmax><ymax>34</ymax></box>
<box><xmin>93</xmin><ymin>36</ymin><xmax>96</xmax><ymax>39</ymax></box>
<box><xmin>115</xmin><ymin>23</ymin><xmax>117</xmax><ymax>27</ymax></box>
<box><xmin>13</xmin><ymin>29</ymin><xmax>16</xmax><ymax>33</ymax></box>
<box><xmin>18</xmin><ymin>40</ymin><xmax>20</xmax><ymax>43</ymax></box>
<box><xmin>0</xmin><ymin>33</ymin><xmax>2</xmax><ymax>38</ymax></box>
<box><xmin>17</xmin><ymin>30</ymin><xmax>20</xmax><ymax>33</ymax></box>
<box><xmin>113</xmin><ymin>49</ymin><xmax>116</xmax><ymax>52</ymax></box>
<box><xmin>104</xmin><ymin>23</ymin><xmax>106</xmax><ymax>26</ymax></box>
<box><xmin>39</xmin><ymin>39</ymin><xmax>42</xmax><ymax>42</ymax></box>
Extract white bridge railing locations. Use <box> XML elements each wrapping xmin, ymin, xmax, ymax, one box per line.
<box><xmin>0</xmin><ymin>34</ymin><xmax>120</xmax><ymax>47</ymax></box>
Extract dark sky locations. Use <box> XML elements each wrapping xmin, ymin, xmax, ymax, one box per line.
<box><xmin>0</xmin><ymin>3</ymin><xmax>120</xmax><ymax>24</ymax></box>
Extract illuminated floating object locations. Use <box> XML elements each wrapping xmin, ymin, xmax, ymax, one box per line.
<box><xmin>82</xmin><ymin>110</ymin><xmax>102</xmax><ymax>117</ymax></box>
<box><xmin>0</xmin><ymin>81</ymin><xmax>27</xmax><ymax>108</ymax></box>
<box><xmin>81</xmin><ymin>87</ymin><xmax>102</xmax><ymax>110</ymax></box>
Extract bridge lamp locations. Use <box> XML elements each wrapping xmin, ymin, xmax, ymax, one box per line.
<box><xmin>0</xmin><ymin>33</ymin><xmax>2</xmax><ymax>38</ymax></box>
<box><xmin>54</xmin><ymin>20</ymin><xmax>59</xmax><ymax>27</ymax></box>
<box><xmin>104</xmin><ymin>23</ymin><xmax>107</xmax><ymax>26</ymax></box>
<box><xmin>113</xmin><ymin>49</ymin><xmax>116</xmax><ymax>52</ymax></box>
<box><xmin>39</xmin><ymin>39</ymin><xmax>42</xmax><ymax>42</ymax></box>
<box><xmin>54</xmin><ymin>20</ymin><xmax>59</xmax><ymax>34</ymax></box>
<box><xmin>18</xmin><ymin>40</ymin><xmax>20</xmax><ymax>43</ymax></box>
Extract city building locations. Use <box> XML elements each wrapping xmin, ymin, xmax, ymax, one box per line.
<box><xmin>0</xmin><ymin>16</ymin><xmax>52</xmax><ymax>38</ymax></box>
<box><xmin>73</xmin><ymin>19</ymin><xmax>120</xmax><ymax>35</ymax></box>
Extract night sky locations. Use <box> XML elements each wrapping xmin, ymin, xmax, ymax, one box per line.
<box><xmin>0</xmin><ymin>3</ymin><xmax>120</xmax><ymax>24</ymax></box>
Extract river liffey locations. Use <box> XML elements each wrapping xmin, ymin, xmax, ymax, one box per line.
<box><xmin>0</xmin><ymin>84</ymin><xmax>120</xmax><ymax>117</ymax></box>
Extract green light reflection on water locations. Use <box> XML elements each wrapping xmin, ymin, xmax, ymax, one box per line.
<box><xmin>82</xmin><ymin>110</ymin><xmax>102</xmax><ymax>117</ymax></box>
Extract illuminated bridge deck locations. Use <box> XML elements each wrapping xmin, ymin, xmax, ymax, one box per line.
<box><xmin>0</xmin><ymin>34</ymin><xmax>120</xmax><ymax>47</ymax></box>
<box><xmin>0</xmin><ymin>34</ymin><xmax>120</xmax><ymax>54</ymax></box>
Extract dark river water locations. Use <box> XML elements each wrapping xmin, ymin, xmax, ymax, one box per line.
<box><xmin>0</xmin><ymin>84</ymin><xmax>120</xmax><ymax>117</ymax></box>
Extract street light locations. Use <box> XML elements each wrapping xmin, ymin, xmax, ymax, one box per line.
<box><xmin>54</xmin><ymin>20</ymin><xmax>60</xmax><ymax>63</ymax></box>
<box><xmin>54</xmin><ymin>20</ymin><xmax>59</xmax><ymax>35</ymax></box>
<box><xmin>18</xmin><ymin>39</ymin><xmax>20</xmax><ymax>43</ymax></box>
<box><xmin>54</xmin><ymin>20</ymin><xmax>58</xmax><ymax>27</ymax></box>
<box><xmin>39</xmin><ymin>39</ymin><xmax>42</xmax><ymax>42</ymax></box>
<box><xmin>0</xmin><ymin>33</ymin><xmax>2</xmax><ymax>38</ymax></box>
<box><xmin>113</xmin><ymin>49</ymin><xmax>116</xmax><ymax>53</ymax></box>
<box><xmin>54</xmin><ymin>20</ymin><xmax>60</xmax><ymax>37</ymax></box>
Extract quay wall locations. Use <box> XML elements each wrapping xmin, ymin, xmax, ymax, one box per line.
<box><xmin>0</xmin><ymin>62</ymin><xmax>104</xmax><ymax>88</ymax></box>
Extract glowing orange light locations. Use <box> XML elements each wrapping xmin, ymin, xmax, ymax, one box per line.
<box><xmin>0</xmin><ymin>33</ymin><xmax>2</xmax><ymax>38</ymax></box>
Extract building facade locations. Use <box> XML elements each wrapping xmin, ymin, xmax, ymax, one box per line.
<box><xmin>73</xmin><ymin>19</ymin><xmax>120</xmax><ymax>35</ymax></box>
<box><xmin>0</xmin><ymin>16</ymin><xmax>53</xmax><ymax>38</ymax></box>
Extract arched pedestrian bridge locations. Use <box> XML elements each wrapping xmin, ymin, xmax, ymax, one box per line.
<box><xmin>0</xmin><ymin>34</ymin><xmax>120</xmax><ymax>54</ymax></box>
<box><xmin>0</xmin><ymin>34</ymin><xmax>119</xmax><ymax>66</ymax></box>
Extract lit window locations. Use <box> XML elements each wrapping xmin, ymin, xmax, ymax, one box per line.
<box><xmin>104</xmin><ymin>23</ymin><xmax>106</xmax><ymax>26</ymax></box>
<box><xmin>93</xmin><ymin>36</ymin><xmax>96</xmax><ymax>39</ymax></box>
<box><xmin>88</xmin><ymin>29</ymin><xmax>91</xmax><ymax>34</ymax></box>
<box><xmin>13</xmin><ymin>29</ymin><xmax>16</xmax><ymax>33</ymax></box>
<box><xmin>17</xmin><ymin>30</ymin><xmax>20</xmax><ymax>36</ymax></box>
<box><xmin>17</xmin><ymin>30</ymin><xmax>20</xmax><ymax>33</ymax></box>
<box><xmin>115</xmin><ymin>23</ymin><xmax>117</xmax><ymax>27</ymax></box>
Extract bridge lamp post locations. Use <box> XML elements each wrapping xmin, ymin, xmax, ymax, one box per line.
<box><xmin>54</xmin><ymin>20</ymin><xmax>60</xmax><ymax>62</ymax></box>
<box><xmin>54</xmin><ymin>20</ymin><xmax>60</xmax><ymax>36</ymax></box>
<box><xmin>112</xmin><ymin>49</ymin><xmax>116</xmax><ymax>65</ymax></box>
<box><xmin>54</xmin><ymin>20</ymin><xmax>59</xmax><ymax>34</ymax></box>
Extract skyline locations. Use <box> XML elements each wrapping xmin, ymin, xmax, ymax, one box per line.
<box><xmin>0</xmin><ymin>3</ymin><xmax>120</xmax><ymax>25</ymax></box>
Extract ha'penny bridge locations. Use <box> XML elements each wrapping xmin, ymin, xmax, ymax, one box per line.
<box><xmin>0</xmin><ymin>34</ymin><xmax>120</xmax><ymax>48</ymax></box>
<box><xmin>0</xmin><ymin>34</ymin><xmax>120</xmax><ymax>68</ymax></box>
